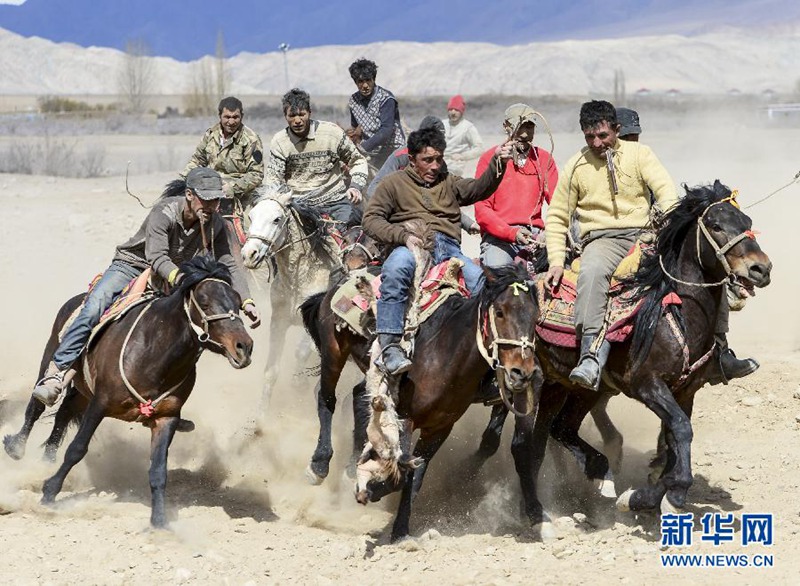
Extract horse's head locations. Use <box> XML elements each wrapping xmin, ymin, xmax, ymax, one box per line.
<box><xmin>337</xmin><ymin>226</ymin><xmax>381</xmax><ymax>272</ymax></box>
<box><xmin>479</xmin><ymin>264</ymin><xmax>542</xmax><ymax>416</ymax></box>
<box><xmin>695</xmin><ymin>181</ymin><xmax>772</xmax><ymax>297</ymax></box>
<box><xmin>179</xmin><ymin>257</ymin><xmax>253</xmax><ymax>369</ymax></box>
<box><xmin>241</xmin><ymin>188</ymin><xmax>293</xmax><ymax>269</ymax></box>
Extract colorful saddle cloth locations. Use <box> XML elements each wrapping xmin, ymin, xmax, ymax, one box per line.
<box><xmin>330</xmin><ymin>257</ymin><xmax>470</xmax><ymax>337</ymax></box>
<box><xmin>534</xmin><ymin>240</ymin><xmax>680</xmax><ymax>348</ymax></box>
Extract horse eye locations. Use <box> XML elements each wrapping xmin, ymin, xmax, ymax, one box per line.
<box><xmin>711</xmin><ymin>224</ymin><xmax>722</xmax><ymax>232</ymax></box>
<box><xmin>495</xmin><ymin>309</ymin><xmax>504</xmax><ymax>318</ymax></box>
<box><xmin>273</xmin><ymin>217</ymin><xmax>281</xmax><ymax>224</ymax></box>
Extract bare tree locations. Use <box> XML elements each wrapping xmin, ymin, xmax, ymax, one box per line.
<box><xmin>119</xmin><ymin>39</ymin><xmax>154</xmax><ymax>114</ymax></box>
<box><xmin>185</xmin><ymin>32</ymin><xmax>229</xmax><ymax>117</ymax></box>
<box><xmin>215</xmin><ymin>30</ymin><xmax>229</xmax><ymax>98</ymax></box>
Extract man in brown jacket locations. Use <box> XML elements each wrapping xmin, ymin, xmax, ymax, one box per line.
<box><xmin>363</xmin><ymin>127</ymin><xmax>512</xmax><ymax>375</ymax></box>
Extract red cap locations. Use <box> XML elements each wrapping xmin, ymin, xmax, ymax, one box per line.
<box><xmin>447</xmin><ymin>95</ymin><xmax>466</xmax><ymax>113</ymax></box>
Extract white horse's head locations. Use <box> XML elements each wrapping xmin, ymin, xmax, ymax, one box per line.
<box><xmin>241</xmin><ymin>187</ymin><xmax>293</xmax><ymax>269</ymax></box>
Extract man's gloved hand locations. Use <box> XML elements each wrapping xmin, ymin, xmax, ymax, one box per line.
<box><xmin>242</xmin><ymin>301</ymin><xmax>261</xmax><ymax>329</ymax></box>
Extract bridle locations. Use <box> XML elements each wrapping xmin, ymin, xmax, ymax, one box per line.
<box><xmin>183</xmin><ymin>277</ymin><xmax>243</xmax><ymax>350</ymax></box>
<box><xmin>475</xmin><ymin>281</ymin><xmax>537</xmax><ymax>417</ymax></box>
<box><xmin>659</xmin><ymin>192</ymin><xmax>758</xmax><ymax>288</ymax></box>
<box><xmin>338</xmin><ymin>227</ymin><xmax>380</xmax><ymax>266</ymax></box>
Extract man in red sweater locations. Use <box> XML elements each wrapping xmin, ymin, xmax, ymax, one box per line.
<box><xmin>474</xmin><ymin>104</ymin><xmax>558</xmax><ymax>267</ymax></box>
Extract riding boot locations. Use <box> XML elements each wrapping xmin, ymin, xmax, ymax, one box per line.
<box><xmin>32</xmin><ymin>361</ymin><xmax>68</xmax><ymax>407</ymax></box>
<box><xmin>709</xmin><ymin>334</ymin><xmax>760</xmax><ymax>384</ymax></box>
<box><xmin>376</xmin><ymin>333</ymin><xmax>412</xmax><ymax>376</ymax></box>
<box><xmin>569</xmin><ymin>335</ymin><xmax>611</xmax><ymax>392</ymax></box>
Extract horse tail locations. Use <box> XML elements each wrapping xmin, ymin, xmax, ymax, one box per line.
<box><xmin>300</xmin><ymin>292</ymin><xmax>326</xmax><ymax>351</ymax></box>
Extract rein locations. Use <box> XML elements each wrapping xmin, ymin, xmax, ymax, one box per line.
<box><xmin>475</xmin><ymin>283</ymin><xmax>537</xmax><ymax>418</ymax></box>
<box><xmin>119</xmin><ymin>277</ymin><xmax>241</xmax><ymax>419</ymax></box>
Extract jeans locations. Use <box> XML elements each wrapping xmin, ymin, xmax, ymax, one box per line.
<box><xmin>479</xmin><ymin>228</ymin><xmax>542</xmax><ymax>268</ymax></box>
<box><xmin>376</xmin><ymin>232</ymin><xmax>483</xmax><ymax>334</ymax></box>
<box><xmin>52</xmin><ymin>261</ymin><xmax>143</xmax><ymax>369</ymax></box>
<box><xmin>317</xmin><ymin>199</ymin><xmax>362</xmax><ymax>227</ymax></box>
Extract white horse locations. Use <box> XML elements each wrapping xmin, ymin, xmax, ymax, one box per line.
<box><xmin>241</xmin><ymin>190</ymin><xmax>343</xmax><ymax>418</ymax></box>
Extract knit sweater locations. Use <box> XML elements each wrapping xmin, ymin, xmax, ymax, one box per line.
<box><xmin>474</xmin><ymin>145</ymin><xmax>558</xmax><ymax>241</ymax></box>
<box><xmin>265</xmin><ymin>120</ymin><xmax>368</xmax><ymax>203</ymax></box>
<box><xmin>443</xmin><ymin>118</ymin><xmax>483</xmax><ymax>161</ymax></box>
<box><xmin>363</xmin><ymin>156</ymin><xmax>506</xmax><ymax>245</ymax></box>
<box><xmin>545</xmin><ymin>139</ymin><xmax>678</xmax><ymax>267</ymax></box>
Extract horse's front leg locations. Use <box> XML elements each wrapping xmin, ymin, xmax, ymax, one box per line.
<box><xmin>257</xmin><ymin>295</ymin><xmax>291</xmax><ymax>423</ymax></box>
<box><xmin>346</xmin><ymin>379</ymin><xmax>370</xmax><ymax>479</ymax></box>
<box><xmin>390</xmin><ymin>427</ymin><xmax>451</xmax><ymax>543</ymax></box>
<box><xmin>617</xmin><ymin>377</ymin><xmax>693</xmax><ymax>513</ymax></box>
<box><xmin>41</xmin><ymin>397</ymin><xmax>106</xmax><ymax>504</ymax></box>
<box><xmin>149</xmin><ymin>416</ymin><xmax>180</xmax><ymax>528</ymax></box>
<box><xmin>590</xmin><ymin>391</ymin><xmax>624</xmax><ymax>474</ymax></box>
<box><xmin>3</xmin><ymin>395</ymin><xmax>46</xmax><ymax>460</ymax></box>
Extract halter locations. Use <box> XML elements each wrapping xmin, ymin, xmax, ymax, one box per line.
<box><xmin>338</xmin><ymin>228</ymin><xmax>380</xmax><ymax>265</ymax></box>
<box><xmin>120</xmin><ymin>277</ymin><xmax>241</xmax><ymax>419</ymax></box>
<box><xmin>659</xmin><ymin>192</ymin><xmax>758</xmax><ymax>288</ymax></box>
<box><xmin>475</xmin><ymin>282</ymin><xmax>537</xmax><ymax>417</ymax></box>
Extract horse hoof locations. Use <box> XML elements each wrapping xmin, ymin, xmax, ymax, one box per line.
<box><xmin>593</xmin><ymin>471</ymin><xmax>617</xmax><ymax>499</ymax></box>
<box><xmin>3</xmin><ymin>435</ymin><xmax>25</xmax><ymax>461</ymax></box>
<box><xmin>616</xmin><ymin>488</ymin><xmax>635</xmax><ymax>512</ymax></box>
<box><xmin>176</xmin><ymin>419</ymin><xmax>195</xmax><ymax>433</ymax></box>
<box><xmin>305</xmin><ymin>464</ymin><xmax>325</xmax><ymax>486</ymax></box>
<box><xmin>660</xmin><ymin>494</ymin><xmax>682</xmax><ymax>515</ymax></box>
<box><xmin>532</xmin><ymin>521</ymin><xmax>558</xmax><ymax>542</ymax></box>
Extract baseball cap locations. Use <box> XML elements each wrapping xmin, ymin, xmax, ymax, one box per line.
<box><xmin>616</xmin><ymin>107</ymin><xmax>642</xmax><ymax>136</ymax></box>
<box><xmin>186</xmin><ymin>167</ymin><xmax>225</xmax><ymax>200</ymax></box>
<box><xmin>503</xmin><ymin>103</ymin><xmax>538</xmax><ymax>128</ymax></box>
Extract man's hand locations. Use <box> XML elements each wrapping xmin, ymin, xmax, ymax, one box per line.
<box><xmin>515</xmin><ymin>227</ymin><xmax>536</xmax><ymax>245</ymax></box>
<box><xmin>346</xmin><ymin>126</ymin><xmax>363</xmax><ymax>143</ymax></box>
<box><xmin>545</xmin><ymin>266</ymin><xmax>564</xmax><ymax>291</ymax></box>
<box><xmin>346</xmin><ymin>187</ymin><xmax>362</xmax><ymax>204</ymax></box>
<box><xmin>467</xmin><ymin>221</ymin><xmax>480</xmax><ymax>235</ymax></box>
<box><xmin>405</xmin><ymin>234</ymin><xmax>424</xmax><ymax>250</ymax></box>
<box><xmin>495</xmin><ymin>139</ymin><xmax>515</xmax><ymax>162</ymax></box>
<box><xmin>243</xmin><ymin>302</ymin><xmax>261</xmax><ymax>329</ymax></box>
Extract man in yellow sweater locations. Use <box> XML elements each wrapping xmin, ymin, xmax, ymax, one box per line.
<box><xmin>545</xmin><ymin>100</ymin><xmax>678</xmax><ymax>391</ymax></box>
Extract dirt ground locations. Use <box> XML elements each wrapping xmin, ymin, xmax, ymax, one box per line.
<box><xmin>1</xmin><ymin>117</ymin><xmax>799</xmax><ymax>585</ymax></box>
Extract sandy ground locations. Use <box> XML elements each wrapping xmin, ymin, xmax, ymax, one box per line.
<box><xmin>1</xmin><ymin>119</ymin><xmax>800</xmax><ymax>585</ymax></box>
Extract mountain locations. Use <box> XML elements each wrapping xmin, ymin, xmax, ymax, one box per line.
<box><xmin>1</xmin><ymin>25</ymin><xmax>798</xmax><ymax>96</ymax></box>
<box><xmin>0</xmin><ymin>0</ymin><xmax>799</xmax><ymax>60</ymax></box>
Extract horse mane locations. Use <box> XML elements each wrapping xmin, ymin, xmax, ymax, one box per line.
<box><xmin>160</xmin><ymin>178</ymin><xmax>186</xmax><ymax>199</ymax></box>
<box><xmin>625</xmin><ymin>180</ymin><xmax>732</xmax><ymax>367</ymax></box>
<box><xmin>287</xmin><ymin>198</ymin><xmax>332</xmax><ymax>256</ymax></box>
<box><xmin>172</xmin><ymin>256</ymin><xmax>232</xmax><ymax>297</ymax></box>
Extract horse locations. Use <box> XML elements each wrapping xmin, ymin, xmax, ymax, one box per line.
<box><xmin>241</xmin><ymin>190</ymin><xmax>354</xmax><ymax>416</ymax></box>
<box><xmin>4</xmin><ymin>256</ymin><xmax>254</xmax><ymax>527</ymax></box>
<box><xmin>301</xmin><ymin>262</ymin><xmax>545</xmax><ymax>541</ymax></box>
<box><xmin>509</xmin><ymin>181</ymin><xmax>771</xmax><ymax>520</ymax></box>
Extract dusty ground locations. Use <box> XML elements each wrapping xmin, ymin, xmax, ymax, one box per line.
<box><xmin>1</xmin><ymin>118</ymin><xmax>799</xmax><ymax>585</ymax></box>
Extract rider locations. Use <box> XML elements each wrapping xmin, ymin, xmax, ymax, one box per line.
<box><xmin>442</xmin><ymin>94</ymin><xmax>483</xmax><ymax>176</ymax></box>
<box><xmin>475</xmin><ymin>103</ymin><xmax>559</xmax><ymax>268</ymax></box>
<box><xmin>363</xmin><ymin>127</ymin><xmax>513</xmax><ymax>375</ymax></box>
<box><xmin>544</xmin><ymin>100</ymin><xmax>678</xmax><ymax>391</ymax></box>
<box><xmin>265</xmin><ymin>88</ymin><xmax>368</xmax><ymax>226</ymax></box>
<box><xmin>32</xmin><ymin>168</ymin><xmax>261</xmax><ymax>407</ymax></box>
<box><xmin>616</xmin><ymin>106</ymin><xmax>759</xmax><ymax>382</ymax></box>
<box><xmin>346</xmin><ymin>58</ymin><xmax>406</xmax><ymax>170</ymax></box>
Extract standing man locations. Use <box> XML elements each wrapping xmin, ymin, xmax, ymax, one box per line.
<box><xmin>265</xmin><ymin>88</ymin><xmax>368</xmax><ymax>225</ymax></box>
<box><xmin>442</xmin><ymin>94</ymin><xmax>483</xmax><ymax>175</ymax></box>
<box><xmin>363</xmin><ymin>127</ymin><xmax>513</xmax><ymax>375</ymax></box>
<box><xmin>544</xmin><ymin>100</ymin><xmax>678</xmax><ymax>391</ymax></box>
<box><xmin>346</xmin><ymin>58</ymin><xmax>405</xmax><ymax>171</ymax></box>
<box><xmin>475</xmin><ymin>103</ymin><xmax>558</xmax><ymax>267</ymax></box>
<box><xmin>183</xmin><ymin>96</ymin><xmax>265</xmax><ymax>218</ymax></box>
<box><xmin>32</xmin><ymin>168</ymin><xmax>260</xmax><ymax>406</ymax></box>
<box><xmin>615</xmin><ymin>106</ymin><xmax>758</xmax><ymax>382</ymax></box>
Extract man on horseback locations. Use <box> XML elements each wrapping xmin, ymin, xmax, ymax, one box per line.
<box><xmin>32</xmin><ymin>168</ymin><xmax>260</xmax><ymax>407</ymax></box>
<box><xmin>265</xmin><ymin>88</ymin><xmax>368</xmax><ymax>226</ymax></box>
<box><xmin>475</xmin><ymin>103</ymin><xmax>559</xmax><ymax>268</ymax></box>
<box><xmin>544</xmin><ymin>100</ymin><xmax>679</xmax><ymax>391</ymax></box>
<box><xmin>363</xmin><ymin>127</ymin><xmax>513</xmax><ymax>375</ymax></box>
<box><xmin>346</xmin><ymin>58</ymin><xmax>406</xmax><ymax>170</ymax></box>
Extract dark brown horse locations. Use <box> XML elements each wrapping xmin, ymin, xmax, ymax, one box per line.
<box><xmin>301</xmin><ymin>263</ymin><xmax>543</xmax><ymax>541</ymax></box>
<box><xmin>4</xmin><ymin>256</ymin><xmax>253</xmax><ymax>527</ymax></box>
<box><xmin>513</xmin><ymin>181</ymin><xmax>771</xmax><ymax>518</ymax></box>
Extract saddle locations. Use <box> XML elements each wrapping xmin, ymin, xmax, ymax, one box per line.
<box><xmin>534</xmin><ymin>238</ymin><xmax>681</xmax><ymax>348</ymax></box>
<box><xmin>330</xmin><ymin>257</ymin><xmax>469</xmax><ymax>337</ymax></box>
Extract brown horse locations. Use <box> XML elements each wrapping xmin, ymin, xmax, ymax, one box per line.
<box><xmin>4</xmin><ymin>256</ymin><xmax>253</xmax><ymax>527</ymax></box>
<box><xmin>301</xmin><ymin>263</ymin><xmax>543</xmax><ymax>541</ymax></box>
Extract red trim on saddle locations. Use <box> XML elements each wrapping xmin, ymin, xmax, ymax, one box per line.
<box><xmin>139</xmin><ymin>400</ymin><xmax>154</xmax><ymax>418</ymax></box>
<box><xmin>232</xmin><ymin>216</ymin><xmax>247</xmax><ymax>246</ymax></box>
<box><xmin>661</xmin><ymin>292</ymin><xmax>682</xmax><ymax>306</ymax></box>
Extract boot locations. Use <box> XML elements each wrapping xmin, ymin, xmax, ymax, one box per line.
<box><xmin>376</xmin><ymin>333</ymin><xmax>412</xmax><ymax>376</ymax></box>
<box><xmin>710</xmin><ymin>334</ymin><xmax>759</xmax><ymax>384</ymax></box>
<box><xmin>569</xmin><ymin>335</ymin><xmax>611</xmax><ymax>392</ymax></box>
<box><xmin>32</xmin><ymin>361</ymin><xmax>68</xmax><ymax>407</ymax></box>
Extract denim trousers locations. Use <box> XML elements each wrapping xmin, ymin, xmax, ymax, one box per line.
<box><xmin>479</xmin><ymin>227</ymin><xmax>542</xmax><ymax>268</ymax></box>
<box><xmin>376</xmin><ymin>232</ymin><xmax>483</xmax><ymax>334</ymax></box>
<box><xmin>52</xmin><ymin>260</ymin><xmax>143</xmax><ymax>369</ymax></box>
